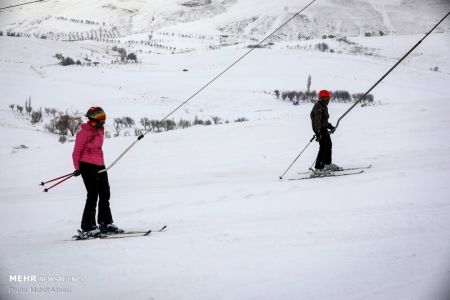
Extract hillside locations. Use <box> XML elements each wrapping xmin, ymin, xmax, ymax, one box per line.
<box><xmin>1</xmin><ymin>0</ymin><xmax>449</xmax><ymax>43</ymax></box>
<box><xmin>1</xmin><ymin>1</ymin><xmax>450</xmax><ymax>300</ymax></box>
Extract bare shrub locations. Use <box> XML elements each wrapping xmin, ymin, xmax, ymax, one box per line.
<box><xmin>178</xmin><ymin>118</ymin><xmax>191</xmax><ymax>129</ymax></box>
<box><xmin>122</xmin><ymin>116</ymin><xmax>135</xmax><ymax>127</ymax></box>
<box><xmin>60</xmin><ymin>57</ymin><xmax>75</xmax><ymax>66</ymax></box>
<box><xmin>25</xmin><ymin>97</ymin><xmax>32</xmax><ymax>115</ymax></box>
<box><xmin>59</xmin><ymin>135</ymin><xmax>67</xmax><ymax>144</ymax></box>
<box><xmin>16</xmin><ymin>105</ymin><xmax>23</xmax><ymax>114</ymax></box>
<box><xmin>162</xmin><ymin>119</ymin><xmax>176</xmax><ymax>131</ymax></box>
<box><xmin>315</xmin><ymin>43</ymin><xmax>329</xmax><ymax>52</ymax></box>
<box><xmin>134</xmin><ymin>128</ymin><xmax>143</xmax><ymax>136</ymax></box>
<box><xmin>67</xmin><ymin>116</ymin><xmax>82</xmax><ymax>136</ymax></box>
<box><xmin>274</xmin><ymin>90</ymin><xmax>280</xmax><ymax>99</ymax></box>
<box><xmin>307</xmin><ymin>75</ymin><xmax>311</xmax><ymax>93</ymax></box>
<box><xmin>140</xmin><ymin>117</ymin><xmax>150</xmax><ymax>130</ymax></box>
<box><xmin>113</xmin><ymin>118</ymin><xmax>123</xmax><ymax>136</ymax></box>
<box><xmin>150</xmin><ymin>119</ymin><xmax>161</xmax><ymax>132</ymax></box>
<box><xmin>287</xmin><ymin>91</ymin><xmax>296</xmax><ymax>102</ymax></box>
<box><xmin>352</xmin><ymin>93</ymin><xmax>374</xmax><ymax>106</ymax></box>
<box><xmin>193</xmin><ymin>116</ymin><xmax>204</xmax><ymax>125</ymax></box>
<box><xmin>31</xmin><ymin>110</ymin><xmax>43</xmax><ymax>124</ymax></box>
<box><xmin>235</xmin><ymin>117</ymin><xmax>248</xmax><ymax>122</ymax></box>
<box><xmin>211</xmin><ymin>116</ymin><xmax>222</xmax><ymax>125</ymax></box>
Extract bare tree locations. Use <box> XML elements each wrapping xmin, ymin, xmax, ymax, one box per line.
<box><xmin>45</xmin><ymin>118</ymin><xmax>57</xmax><ymax>133</ymax></box>
<box><xmin>287</xmin><ymin>91</ymin><xmax>295</xmax><ymax>102</ymax></box>
<box><xmin>178</xmin><ymin>118</ymin><xmax>191</xmax><ymax>129</ymax></box>
<box><xmin>113</xmin><ymin>118</ymin><xmax>123</xmax><ymax>136</ymax></box>
<box><xmin>55</xmin><ymin>115</ymin><xmax>69</xmax><ymax>135</ymax></box>
<box><xmin>134</xmin><ymin>128</ymin><xmax>143</xmax><ymax>136</ymax></box>
<box><xmin>140</xmin><ymin>117</ymin><xmax>150</xmax><ymax>130</ymax></box>
<box><xmin>193</xmin><ymin>116</ymin><xmax>204</xmax><ymax>125</ymax></box>
<box><xmin>59</xmin><ymin>135</ymin><xmax>67</xmax><ymax>144</ymax></box>
<box><xmin>67</xmin><ymin>116</ymin><xmax>82</xmax><ymax>136</ymax></box>
<box><xmin>162</xmin><ymin>119</ymin><xmax>176</xmax><ymax>131</ymax></box>
<box><xmin>31</xmin><ymin>109</ymin><xmax>43</xmax><ymax>124</ymax></box>
<box><xmin>211</xmin><ymin>116</ymin><xmax>222</xmax><ymax>125</ymax></box>
<box><xmin>235</xmin><ymin>117</ymin><xmax>248</xmax><ymax>122</ymax></box>
<box><xmin>122</xmin><ymin>116</ymin><xmax>135</xmax><ymax>127</ymax></box>
<box><xmin>25</xmin><ymin>97</ymin><xmax>32</xmax><ymax>116</ymax></box>
<box><xmin>307</xmin><ymin>75</ymin><xmax>311</xmax><ymax>94</ymax></box>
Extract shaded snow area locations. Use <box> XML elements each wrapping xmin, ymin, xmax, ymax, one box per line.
<box><xmin>1</xmin><ymin>1</ymin><xmax>450</xmax><ymax>300</ymax></box>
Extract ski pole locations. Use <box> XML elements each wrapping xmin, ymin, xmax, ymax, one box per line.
<box><xmin>309</xmin><ymin>159</ymin><xmax>316</xmax><ymax>172</ymax></box>
<box><xmin>299</xmin><ymin>12</ymin><xmax>449</xmax><ymax>176</ymax></box>
<box><xmin>279</xmin><ymin>135</ymin><xmax>316</xmax><ymax>180</ymax></box>
<box><xmin>40</xmin><ymin>172</ymin><xmax>74</xmax><ymax>187</ymax></box>
<box><xmin>334</xmin><ymin>11</ymin><xmax>450</xmax><ymax>131</ymax></box>
<box><xmin>42</xmin><ymin>174</ymin><xmax>74</xmax><ymax>192</ymax></box>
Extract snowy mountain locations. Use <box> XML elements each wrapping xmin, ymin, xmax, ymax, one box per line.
<box><xmin>1</xmin><ymin>1</ymin><xmax>450</xmax><ymax>300</ymax></box>
<box><xmin>1</xmin><ymin>0</ymin><xmax>449</xmax><ymax>41</ymax></box>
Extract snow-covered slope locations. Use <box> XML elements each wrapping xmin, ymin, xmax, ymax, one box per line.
<box><xmin>1</xmin><ymin>1</ymin><xmax>450</xmax><ymax>300</ymax></box>
<box><xmin>1</xmin><ymin>0</ymin><xmax>449</xmax><ymax>41</ymax></box>
<box><xmin>1</xmin><ymin>33</ymin><xmax>450</xmax><ymax>299</ymax></box>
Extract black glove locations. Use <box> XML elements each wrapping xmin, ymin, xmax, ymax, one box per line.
<box><xmin>328</xmin><ymin>124</ymin><xmax>336</xmax><ymax>133</ymax></box>
<box><xmin>315</xmin><ymin>132</ymin><xmax>321</xmax><ymax>142</ymax></box>
<box><xmin>73</xmin><ymin>170</ymin><xmax>81</xmax><ymax>177</ymax></box>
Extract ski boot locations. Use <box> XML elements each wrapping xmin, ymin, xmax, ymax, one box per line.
<box><xmin>99</xmin><ymin>223</ymin><xmax>124</xmax><ymax>234</ymax></box>
<box><xmin>324</xmin><ymin>163</ymin><xmax>343</xmax><ymax>171</ymax></box>
<box><xmin>83</xmin><ymin>228</ymin><xmax>102</xmax><ymax>238</ymax></box>
<box><xmin>312</xmin><ymin>168</ymin><xmax>330</xmax><ymax>177</ymax></box>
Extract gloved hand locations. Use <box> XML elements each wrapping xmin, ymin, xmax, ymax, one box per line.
<box><xmin>315</xmin><ymin>133</ymin><xmax>321</xmax><ymax>142</ymax></box>
<box><xmin>328</xmin><ymin>124</ymin><xmax>336</xmax><ymax>133</ymax></box>
<box><xmin>73</xmin><ymin>170</ymin><xmax>81</xmax><ymax>177</ymax></box>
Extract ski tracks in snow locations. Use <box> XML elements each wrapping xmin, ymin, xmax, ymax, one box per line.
<box><xmin>30</xmin><ymin>65</ymin><xmax>46</xmax><ymax>78</ymax></box>
<box><xmin>366</xmin><ymin>0</ymin><xmax>395</xmax><ymax>34</ymax></box>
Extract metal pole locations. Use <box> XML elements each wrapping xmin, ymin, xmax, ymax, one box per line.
<box><xmin>334</xmin><ymin>11</ymin><xmax>450</xmax><ymax>130</ymax></box>
<box><xmin>43</xmin><ymin>174</ymin><xmax>74</xmax><ymax>192</ymax></box>
<box><xmin>279</xmin><ymin>136</ymin><xmax>315</xmax><ymax>180</ymax></box>
<box><xmin>280</xmin><ymin>11</ymin><xmax>449</xmax><ymax>179</ymax></box>
<box><xmin>40</xmin><ymin>172</ymin><xmax>74</xmax><ymax>186</ymax></box>
<box><xmin>98</xmin><ymin>0</ymin><xmax>319</xmax><ymax>174</ymax></box>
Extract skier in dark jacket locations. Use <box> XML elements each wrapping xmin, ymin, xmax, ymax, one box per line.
<box><xmin>72</xmin><ymin>107</ymin><xmax>122</xmax><ymax>237</ymax></box>
<box><xmin>310</xmin><ymin>90</ymin><xmax>341</xmax><ymax>174</ymax></box>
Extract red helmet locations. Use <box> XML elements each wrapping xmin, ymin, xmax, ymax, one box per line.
<box><xmin>319</xmin><ymin>90</ymin><xmax>331</xmax><ymax>99</ymax></box>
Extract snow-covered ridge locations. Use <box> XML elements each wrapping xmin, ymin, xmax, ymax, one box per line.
<box><xmin>1</xmin><ymin>1</ymin><xmax>450</xmax><ymax>300</ymax></box>
<box><xmin>1</xmin><ymin>0</ymin><xmax>449</xmax><ymax>43</ymax></box>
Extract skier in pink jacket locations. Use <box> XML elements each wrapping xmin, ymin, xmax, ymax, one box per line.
<box><xmin>72</xmin><ymin>107</ymin><xmax>122</xmax><ymax>237</ymax></box>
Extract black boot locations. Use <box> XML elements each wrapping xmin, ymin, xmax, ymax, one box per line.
<box><xmin>99</xmin><ymin>223</ymin><xmax>124</xmax><ymax>234</ymax></box>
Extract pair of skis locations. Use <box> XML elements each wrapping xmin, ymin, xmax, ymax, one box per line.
<box><xmin>72</xmin><ymin>225</ymin><xmax>167</xmax><ymax>241</ymax></box>
<box><xmin>288</xmin><ymin>165</ymin><xmax>372</xmax><ymax>181</ymax></box>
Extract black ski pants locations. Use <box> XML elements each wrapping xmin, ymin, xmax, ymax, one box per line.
<box><xmin>315</xmin><ymin>129</ymin><xmax>332</xmax><ymax>169</ymax></box>
<box><xmin>80</xmin><ymin>162</ymin><xmax>113</xmax><ymax>231</ymax></box>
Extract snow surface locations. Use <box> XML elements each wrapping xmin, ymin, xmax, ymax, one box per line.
<box><xmin>1</xmin><ymin>0</ymin><xmax>449</xmax><ymax>39</ymax></box>
<box><xmin>1</xmin><ymin>1</ymin><xmax>450</xmax><ymax>300</ymax></box>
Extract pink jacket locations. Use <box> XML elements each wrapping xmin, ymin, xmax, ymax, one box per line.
<box><xmin>72</xmin><ymin>123</ymin><xmax>105</xmax><ymax>170</ymax></box>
